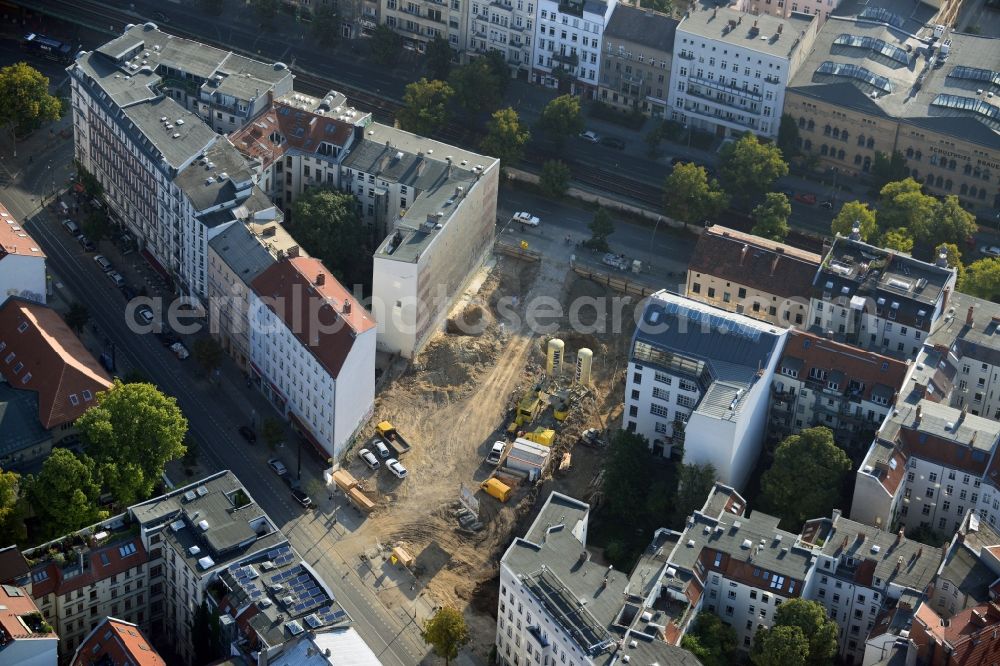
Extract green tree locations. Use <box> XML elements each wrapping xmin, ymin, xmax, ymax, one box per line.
<box><xmin>673</xmin><ymin>462</ymin><xmax>717</xmax><ymax>524</ymax></box>
<box><xmin>961</xmin><ymin>258</ymin><xmax>1000</xmax><ymax>299</ymax></box>
<box><xmin>881</xmin><ymin>227</ymin><xmax>914</xmax><ymax>253</ymax></box>
<box><xmin>262</xmin><ymin>418</ymin><xmax>285</xmax><ymax>449</ymax></box>
<box><xmin>310</xmin><ymin>5</ymin><xmax>340</xmax><ymax>46</ymax></box>
<box><xmin>923</xmin><ymin>195</ymin><xmax>978</xmax><ymax>249</ymax></box>
<box><xmin>480</xmin><ymin>107</ymin><xmax>530</xmax><ymax>170</ymax></box>
<box><xmin>602</xmin><ymin>430</ymin><xmax>654</xmax><ymax>524</ymax></box>
<box><xmin>639</xmin><ymin>0</ymin><xmax>673</xmax><ymax>12</ymax></box>
<box><xmin>663</xmin><ymin>162</ymin><xmax>728</xmax><ymax>226</ymax></box>
<box><xmin>760</xmin><ymin>427</ymin><xmax>850</xmax><ymax>530</ymax></box>
<box><xmin>449</xmin><ymin>59</ymin><xmax>502</xmax><ymax>114</ymax></box>
<box><xmin>586</xmin><ymin>208</ymin><xmax>615</xmax><ymax>252</ymax></box>
<box><xmin>83</xmin><ymin>209</ymin><xmax>111</xmax><ymax>241</ymax></box>
<box><xmin>398</xmin><ymin>78</ymin><xmax>453</xmax><ymax>136</ymax></box>
<box><xmin>289</xmin><ymin>189</ymin><xmax>369</xmax><ymax>289</ymax></box>
<box><xmin>680</xmin><ymin>613</ymin><xmax>736</xmax><ymax>666</ymax></box>
<box><xmin>938</xmin><ymin>243</ymin><xmax>965</xmax><ymax>285</ymax></box>
<box><xmin>831</xmin><ymin>200</ymin><xmax>877</xmax><ymax>241</ymax></box>
<box><xmin>250</xmin><ymin>0</ymin><xmax>279</xmax><ymax>21</ymax></box>
<box><xmin>122</xmin><ymin>368</ymin><xmax>150</xmax><ymax>384</ymax></box>
<box><xmin>77</xmin><ymin>379</ymin><xmax>188</xmax><ymax>507</ymax></box>
<box><xmin>776</xmin><ymin>113</ymin><xmax>801</xmax><ymax>159</ymax></box>
<box><xmin>877</xmin><ymin>178</ymin><xmax>936</xmax><ymax>232</ymax></box>
<box><xmin>870</xmin><ymin>150</ymin><xmax>909</xmax><ymax>191</ymax></box>
<box><xmin>752</xmin><ymin>625</ymin><xmax>810</xmax><ymax>666</ymax></box>
<box><xmin>538</xmin><ymin>94</ymin><xmax>584</xmax><ymax>148</ymax></box>
<box><xmin>424</xmin><ymin>35</ymin><xmax>454</xmax><ymax>80</ymax></box>
<box><xmin>539</xmin><ymin>160</ymin><xmax>571</xmax><ymax>198</ymax></box>
<box><xmin>0</xmin><ymin>62</ymin><xmax>61</xmax><ymax>136</ymax></box>
<box><xmin>751</xmin><ymin>192</ymin><xmax>791</xmax><ymax>242</ymax></box>
<box><xmin>718</xmin><ymin>133</ymin><xmax>789</xmax><ymax>209</ymax></box>
<box><xmin>64</xmin><ymin>302</ymin><xmax>90</xmax><ymax>334</ymax></box>
<box><xmin>28</xmin><ymin>449</ymin><xmax>106</xmax><ymax>539</ymax></box>
<box><xmin>0</xmin><ymin>470</ymin><xmax>26</xmax><ymax>545</ymax></box>
<box><xmin>772</xmin><ymin>598</ymin><xmax>839</xmax><ymax>665</ymax></box>
<box><xmin>481</xmin><ymin>50</ymin><xmax>511</xmax><ymax>96</ymax></box>
<box><xmin>420</xmin><ymin>606</ymin><xmax>469</xmax><ymax>665</ymax></box>
<box><xmin>192</xmin><ymin>337</ymin><xmax>224</xmax><ymax>374</ymax></box>
<box><xmin>370</xmin><ymin>25</ymin><xmax>403</xmax><ymax>65</ymax></box>
<box><xmin>75</xmin><ymin>162</ymin><xmax>104</xmax><ymax>199</ymax></box>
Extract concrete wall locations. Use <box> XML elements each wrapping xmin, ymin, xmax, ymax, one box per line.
<box><xmin>0</xmin><ymin>255</ymin><xmax>46</xmax><ymax>305</ymax></box>
<box><xmin>332</xmin><ymin>327</ymin><xmax>376</xmax><ymax>459</ymax></box>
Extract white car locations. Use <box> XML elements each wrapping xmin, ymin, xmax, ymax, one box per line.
<box><xmin>373</xmin><ymin>439</ymin><xmax>391</xmax><ymax>459</ymax></box>
<box><xmin>512</xmin><ymin>211</ymin><xmax>540</xmax><ymax>227</ymax></box>
<box><xmin>94</xmin><ymin>255</ymin><xmax>112</xmax><ymax>272</ymax></box>
<box><xmin>359</xmin><ymin>448</ymin><xmax>380</xmax><ymax>470</ymax></box>
<box><xmin>578</xmin><ymin>130</ymin><xmax>600</xmax><ymax>143</ymax></box>
<box><xmin>486</xmin><ymin>441</ymin><xmax>505</xmax><ymax>465</ymax></box>
<box><xmin>980</xmin><ymin>245</ymin><xmax>1000</xmax><ymax>258</ymax></box>
<box><xmin>386</xmin><ymin>458</ymin><xmax>408</xmax><ymax>479</ymax></box>
<box><xmin>267</xmin><ymin>458</ymin><xmax>288</xmax><ymax>476</ymax></box>
<box><xmin>136</xmin><ymin>305</ymin><xmax>155</xmax><ymax>325</ymax></box>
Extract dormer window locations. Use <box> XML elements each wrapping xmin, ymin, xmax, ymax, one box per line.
<box><xmin>827</xmin><ymin>381</ymin><xmax>839</xmax><ymax>391</ymax></box>
<box><xmin>809</xmin><ymin>367</ymin><xmax>828</xmax><ymax>382</ymax></box>
<box><xmin>16</xmin><ymin>322</ymin><xmax>28</xmax><ymax>333</ymax></box>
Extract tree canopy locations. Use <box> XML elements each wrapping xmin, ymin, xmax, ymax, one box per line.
<box><xmin>192</xmin><ymin>337</ymin><xmax>224</xmax><ymax>374</ymax></box>
<box><xmin>718</xmin><ymin>133</ymin><xmax>789</xmax><ymax>209</ymax></box>
<box><xmin>938</xmin><ymin>242</ymin><xmax>965</xmax><ymax>285</ymax></box>
<box><xmin>370</xmin><ymin>25</ymin><xmax>403</xmax><ymax>65</ymax></box>
<box><xmin>77</xmin><ymin>379</ymin><xmax>187</xmax><ymax>507</ymax></box>
<box><xmin>831</xmin><ymin>200</ymin><xmax>877</xmax><ymax>241</ymax></box>
<box><xmin>586</xmin><ymin>208</ymin><xmax>615</xmax><ymax>252</ymax></box>
<box><xmin>398</xmin><ymin>78</ymin><xmax>453</xmax><ymax>137</ymax></box>
<box><xmin>680</xmin><ymin>613</ymin><xmax>736</xmax><ymax>666</ymax></box>
<box><xmin>961</xmin><ymin>258</ymin><xmax>1000</xmax><ymax>300</ymax></box>
<box><xmin>673</xmin><ymin>463</ymin><xmax>716</xmax><ymax>526</ymax></box>
<box><xmin>0</xmin><ymin>62</ymin><xmax>61</xmax><ymax>135</ymax></box>
<box><xmin>771</xmin><ymin>598</ymin><xmax>839</xmax><ymax>665</ymax></box>
<box><xmin>752</xmin><ymin>625</ymin><xmax>810</xmax><ymax>666</ymax></box>
<box><xmin>921</xmin><ymin>195</ymin><xmax>977</xmax><ymax>249</ymax></box>
<box><xmin>877</xmin><ymin>179</ymin><xmax>935</xmax><ymax>233</ymax></box>
<box><xmin>449</xmin><ymin>59</ymin><xmax>503</xmax><ymax>115</ymax></box>
<box><xmin>421</xmin><ymin>606</ymin><xmax>469</xmax><ymax>665</ymax></box>
<box><xmin>880</xmin><ymin>227</ymin><xmax>914</xmax><ymax>253</ymax></box>
<box><xmin>289</xmin><ymin>188</ymin><xmax>369</xmax><ymax>290</ymax></box>
<box><xmin>751</xmin><ymin>192</ymin><xmax>791</xmax><ymax>242</ymax></box>
<box><xmin>776</xmin><ymin>113</ymin><xmax>800</xmax><ymax>159</ymax></box>
<box><xmin>64</xmin><ymin>302</ymin><xmax>90</xmax><ymax>334</ymax></box>
<box><xmin>759</xmin><ymin>427</ymin><xmax>850</xmax><ymax>530</ymax></box>
<box><xmin>424</xmin><ymin>35</ymin><xmax>454</xmax><ymax>80</ymax></box>
<box><xmin>28</xmin><ymin>449</ymin><xmax>107</xmax><ymax>539</ymax></box>
<box><xmin>309</xmin><ymin>6</ymin><xmax>340</xmax><ymax>46</ymax></box>
<box><xmin>480</xmin><ymin>107</ymin><xmax>530</xmax><ymax>170</ymax></box>
<box><xmin>539</xmin><ymin>160</ymin><xmax>570</xmax><ymax>198</ymax></box>
<box><xmin>870</xmin><ymin>150</ymin><xmax>909</xmax><ymax>190</ymax></box>
<box><xmin>538</xmin><ymin>94</ymin><xmax>584</xmax><ymax>148</ymax></box>
<box><xmin>0</xmin><ymin>470</ymin><xmax>26</xmax><ymax>545</ymax></box>
<box><xmin>663</xmin><ymin>162</ymin><xmax>728</xmax><ymax>227</ymax></box>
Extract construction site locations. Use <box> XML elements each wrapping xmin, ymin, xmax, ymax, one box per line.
<box><xmin>327</xmin><ymin>243</ymin><xmax>643</xmax><ymax>655</ymax></box>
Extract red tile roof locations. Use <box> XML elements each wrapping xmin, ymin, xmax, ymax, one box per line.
<box><xmin>0</xmin><ymin>583</ymin><xmax>52</xmax><ymax>648</ymax></box>
<box><xmin>250</xmin><ymin>257</ymin><xmax>375</xmax><ymax>378</ymax></box>
<box><xmin>72</xmin><ymin>617</ymin><xmax>165</xmax><ymax>666</ymax></box>
<box><xmin>0</xmin><ymin>202</ymin><xmax>45</xmax><ymax>261</ymax></box>
<box><xmin>230</xmin><ymin>101</ymin><xmax>355</xmax><ymax>169</ymax></box>
<box><xmin>0</xmin><ymin>298</ymin><xmax>112</xmax><ymax>429</ymax></box>
<box><xmin>28</xmin><ymin>536</ymin><xmax>147</xmax><ymax>599</ymax></box>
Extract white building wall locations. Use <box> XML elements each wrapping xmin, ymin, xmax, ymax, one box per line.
<box><xmin>623</xmin><ymin>363</ymin><xmax>701</xmax><ymax>455</ymax></box>
<box><xmin>332</xmin><ymin>327</ymin><xmax>377</xmax><ymax>459</ymax></box>
<box><xmin>468</xmin><ymin>0</ymin><xmax>535</xmax><ymax>72</ymax></box>
<box><xmin>952</xmin><ymin>359</ymin><xmax>1000</xmax><ymax>420</ymax></box>
<box><xmin>701</xmin><ymin>573</ymin><xmax>790</xmax><ymax>651</ymax></box>
<box><xmin>0</xmin><ymin>255</ymin><xmax>46</xmax><ymax>305</ymax></box>
<box><xmin>372</xmin><ymin>254</ymin><xmax>418</xmax><ymax>358</ymax></box>
<box><xmin>851</xmin><ymin>460</ymin><xmax>899</xmax><ymax>529</ymax></box>
<box><xmin>531</xmin><ymin>0</ymin><xmax>616</xmax><ymax>93</ymax></box>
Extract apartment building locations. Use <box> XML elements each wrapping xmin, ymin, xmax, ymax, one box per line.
<box><xmin>249</xmin><ymin>257</ymin><xmax>376</xmax><ymax>460</ymax></box>
<box><xmin>496</xmin><ymin>491</ymin><xmax>701</xmax><ymax>666</ymax></box>
<box><xmin>467</xmin><ymin>0</ymin><xmax>536</xmax><ymax>75</ymax></box>
<box><xmin>685</xmin><ymin>225</ymin><xmax>821</xmax><ymax>328</ymax></box>
<box><xmin>770</xmin><ymin>330</ymin><xmax>911</xmax><ymax>452</ymax></box>
<box><xmin>927</xmin><ymin>292</ymin><xmax>1000</xmax><ymax>420</ymax></box>
<box><xmin>71</xmin><ymin>617</ymin><xmax>165</xmax><ymax>666</ymax></box>
<box><xmin>531</xmin><ymin>0</ymin><xmax>617</xmax><ymax>97</ymax></box>
<box><xmin>0</xmin><ymin>297</ymin><xmax>112</xmax><ymax>470</ymax></box>
<box><xmin>207</xmin><ymin>218</ymin><xmax>303</xmax><ymax>370</ymax></box>
<box><xmin>852</xmin><ymin>399</ymin><xmax>1000</xmax><ymax>537</ymax></box>
<box><xmin>667</xmin><ymin>6</ymin><xmax>818</xmax><ymax>139</ymax></box>
<box><xmin>597</xmin><ymin>6</ymin><xmax>677</xmax><ymax>116</ymax></box>
<box><xmin>809</xmin><ymin>236</ymin><xmax>957</xmax><ymax>360</ymax></box>
<box><xmin>0</xmin><ymin>583</ymin><xmax>58</xmax><ymax>666</ymax></box>
<box><xmin>734</xmin><ymin>0</ymin><xmax>841</xmax><ymax>24</ymax></box>
<box><xmin>267</xmin><ymin>628</ymin><xmax>382</xmax><ymax>666</ymax></box>
<box><xmin>0</xmin><ymin>202</ymin><xmax>46</xmax><ymax>305</ymax></box>
<box><xmin>361</xmin><ymin>124</ymin><xmax>499</xmax><ymax>359</ymax></box>
<box><xmin>624</xmin><ymin>290</ymin><xmax>787</xmax><ymax>488</ymax></box>
<box><xmin>380</xmin><ymin>0</ymin><xmax>468</xmax><ymax>52</ymax></box>
<box><xmin>783</xmin><ymin>0</ymin><xmax>998</xmax><ymax>213</ymax></box>
<box><xmin>229</xmin><ymin>92</ymin><xmax>370</xmax><ymax>212</ymax></box>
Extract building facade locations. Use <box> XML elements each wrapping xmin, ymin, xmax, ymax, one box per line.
<box><xmin>0</xmin><ymin>202</ymin><xmax>46</xmax><ymax>305</ymax></box>
<box><xmin>530</xmin><ymin>0</ymin><xmax>616</xmax><ymax>97</ymax></box>
<box><xmin>467</xmin><ymin>0</ymin><xmax>536</xmax><ymax>75</ymax></box>
<box><xmin>667</xmin><ymin>6</ymin><xmax>818</xmax><ymax>139</ymax></box>
<box><xmin>380</xmin><ymin>0</ymin><xmax>468</xmax><ymax>52</ymax></box>
<box><xmin>597</xmin><ymin>5</ymin><xmax>677</xmax><ymax>116</ymax></box>
<box><xmin>0</xmin><ymin>582</ymin><xmax>58</xmax><ymax>666</ymax></box>
<box><xmin>71</xmin><ymin>617</ymin><xmax>165</xmax><ymax>666</ymax></box>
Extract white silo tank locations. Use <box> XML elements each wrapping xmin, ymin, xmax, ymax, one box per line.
<box><xmin>546</xmin><ymin>338</ymin><xmax>565</xmax><ymax>377</ymax></box>
<box><xmin>576</xmin><ymin>348</ymin><xmax>593</xmax><ymax>386</ymax></box>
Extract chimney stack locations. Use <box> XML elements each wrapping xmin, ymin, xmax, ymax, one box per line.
<box><xmin>915</xmin><ymin>404</ymin><xmax>922</xmax><ymax>424</ymax></box>
<box><xmin>315</xmin><ymin>273</ymin><xmax>326</xmax><ymax>286</ymax></box>
<box><xmin>740</xmin><ymin>244</ymin><xmax>749</xmax><ymax>266</ymax></box>
<box><xmin>968</xmin><ymin>305</ymin><xmax>975</xmax><ymax>326</ymax></box>
<box><xmin>896</xmin><ymin>528</ymin><xmax>905</xmax><ymax>545</ymax></box>
<box><xmin>849</xmin><ymin>223</ymin><xmax>861</xmax><ymax>241</ymax></box>
<box><xmin>343</xmin><ymin>301</ymin><xmax>351</xmax><ymax>315</ymax></box>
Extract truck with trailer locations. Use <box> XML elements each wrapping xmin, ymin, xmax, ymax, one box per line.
<box><xmin>375</xmin><ymin>421</ymin><xmax>412</xmax><ymax>457</ymax></box>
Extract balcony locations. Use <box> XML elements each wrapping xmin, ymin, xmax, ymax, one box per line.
<box><xmin>687</xmin><ymin>75</ymin><xmax>763</xmax><ymax>101</ymax></box>
<box><xmin>558</xmin><ymin>0</ymin><xmax>585</xmax><ymax>17</ymax></box>
<box><xmin>552</xmin><ymin>51</ymin><xmax>579</xmax><ymax>67</ymax></box>
<box><xmin>677</xmin><ymin>51</ymin><xmax>694</xmax><ymax>61</ymax></box>
<box><xmin>682</xmin><ymin>104</ymin><xmax>759</xmax><ymax>131</ymax></box>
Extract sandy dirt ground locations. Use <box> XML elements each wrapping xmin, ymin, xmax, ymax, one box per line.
<box><xmin>334</xmin><ymin>251</ymin><xmax>640</xmax><ymax>657</ymax></box>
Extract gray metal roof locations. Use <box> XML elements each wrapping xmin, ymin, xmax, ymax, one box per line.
<box><xmin>208</xmin><ymin>223</ymin><xmax>280</xmax><ymax>286</ymax></box>
<box><xmin>0</xmin><ymin>383</ymin><xmax>50</xmax><ymax>461</ymax></box>
<box><xmin>174</xmin><ymin>140</ymin><xmax>256</xmax><ymax>212</ymax></box>
<box><xmin>938</xmin><ymin>544</ymin><xmax>995</xmax><ymax>604</ymax></box>
<box><xmin>881</xmin><ymin>399</ymin><xmax>1000</xmax><ymax>454</ymax></box>
<box><xmin>604</xmin><ymin>6</ymin><xmax>678</xmax><ymax>54</ymax></box>
<box><xmin>929</xmin><ymin>291</ymin><xmax>1000</xmax><ymax>369</ymax></box>
<box><xmin>120</xmin><ymin>96</ymin><xmax>218</xmax><ymax>171</ymax></box>
<box><xmin>676</xmin><ymin>6</ymin><xmax>815</xmax><ymax>59</ymax></box>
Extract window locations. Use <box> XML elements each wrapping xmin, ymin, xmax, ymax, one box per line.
<box><xmin>650</xmin><ymin>403</ymin><xmax>670</xmax><ymax>418</ymax></box>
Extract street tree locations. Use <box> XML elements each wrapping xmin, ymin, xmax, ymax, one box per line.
<box><xmin>192</xmin><ymin>337</ymin><xmax>224</xmax><ymax>375</ymax></box>
<box><xmin>760</xmin><ymin>427</ymin><xmax>851</xmax><ymax>530</ymax></box>
<box><xmin>673</xmin><ymin>463</ymin><xmax>717</xmax><ymax>527</ymax></box>
<box><xmin>871</xmin><ymin>150</ymin><xmax>909</xmax><ymax>190</ymax></box>
<box><xmin>424</xmin><ymin>35</ymin><xmax>454</xmax><ymax>80</ymax></box>
<box><xmin>77</xmin><ymin>379</ymin><xmax>188</xmax><ymax>507</ymax></box>
<box><xmin>310</xmin><ymin>6</ymin><xmax>340</xmax><ymax>46</ymax></box>
<box><xmin>961</xmin><ymin>258</ymin><xmax>1000</xmax><ymax>300</ymax></box>
<box><xmin>680</xmin><ymin>613</ymin><xmax>736</xmax><ymax>666</ymax></box>
<box><xmin>0</xmin><ymin>470</ymin><xmax>26</xmax><ymax>545</ymax></box>
<box><xmin>538</xmin><ymin>94</ymin><xmax>584</xmax><ymax>148</ymax></box>
<box><xmin>586</xmin><ymin>208</ymin><xmax>615</xmax><ymax>252</ymax></box>
<box><xmin>480</xmin><ymin>107</ymin><xmax>530</xmax><ymax>170</ymax></box>
<box><xmin>421</xmin><ymin>606</ymin><xmax>470</xmax><ymax>665</ymax></box>
<box><xmin>449</xmin><ymin>59</ymin><xmax>502</xmax><ymax>114</ymax></box>
<box><xmin>64</xmin><ymin>302</ymin><xmax>90</xmax><ymax>334</ymax></box>
<box><xmin>752</xmin><ymin>625</ymin><xmax>810</xmax><ymax>666</ymax></box>
<box><xmin>28</xmin><ymin>449</ymin><xmax>107</xmax><ymax>539</ymax></box>
<box><xmin>602</xmin><ymin>430</ymin><xmax>654</xmax><ymax>527</ymax></box>
<box><xmin>83</xmin><ymin>209</ymin><xmax>111</xmax><ymax>241</ymax></box>
<box><xmin>881</xmin><ymin>227</ymin><xmax>914</xmax><ymax>253</ymax></box>
<box><xmin>877</xmin><ymin>178</ymin><xmax>936</xmax><ymax>232</ymax></box>
<box><xmin>831</xmin><ymin>200</ymin><xmax>877</xmax><ymax>241</ymax></box>
<box><xmin>539</xmin><ymin>160</ymin><xmax>571</xmax><ymax>198</ymax></box>
<box><xmin>923</xmin><ymin>195</ymin><xmax>978</xmax><ymax>249</ymax></box>
<box><xmin>262</xmin><ymin>418</ymin><xmax>285</xmax><ymax>449</ymax></box>
<box><xmin>777</xmin><ymin>113</ymin><xmax>801</xmax><ymax>159</ymax></box>
<box><xmin>482</xmin><ymin>50</ymin><xmax>511</xmax><ymax>96</ymax></box>
<box><xmin>718</xmin><ymin>133</ymin><xmax>789</xmax><ymax>209</ymax></box>
<box><xmin>938</xmin><ymin>243</ymin><xmax>965</xmax><ymax>285</ymax></box>
<box><xmin>0</xmin><ymin>62</ymin><xmax>61</xmax><ymax>136</ymax></box>
<box><xmin>772</xmin><ymin>598</ymin><xmax>839</xmax><ymax>665</ymax></box>
<box><xmin>663</xmin><ymin>162</ymin><xmax>728</xmax><ymax>226</ymax></box>
<box><xmin>76</xmin><ymin>162</ymin><xmax>104</xmax><ymax>199</ymax></box>
<box><xmin>370</xmin><ymin>25</ymin><xmax>403</xmax><ymax>65</ymax></box>
<box><xmin>250</xmin><ymin>0</ymin><xmax>279</xmax><ymax>22</ymax></box>
<box><xmin>398</xmin><ymin>78</ymin><xmax>453</xmax><ymax>137</ymax></box>
<box><xmin>290</xmin><ymin>189</ymin><xmax>369</xmax><ymax>289</ymax></box>
<box><xmin>751</xmin><ymin>192</ymin><xmax>791</xmax><ymax>242</ymax></box>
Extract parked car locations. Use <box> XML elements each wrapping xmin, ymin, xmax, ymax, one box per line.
<box><xmin>94</xmin><ymin>255</ymin><xmax>113</xmax><ymax>272</ymax></box>
<box><xmin>373</xmin><ymin>439</ymin><xmax>391</xmax><ymax>459</ymax></box>
<box><xmin>107</xmin><ymin>271</ymin><xmax>126</xmax><ymax>288</ymax></box>
<box><xmin>600</xmin><ymin>136</ymin><xmax>626</xmax><ymax>150</ymax></box>
<box><xmin>170</xmin><ymin>342</ymin><xmax>190</xmax><ymax>360</ymax></box>
<box><xmin>267</xmin><ymin>458</ymin><xmax>288</xmax><ymax>477</ymax></box>
<box><xmin>359</xmin><ymin>448</ymin><xmax>380</xmax><ymax>470</ymax></box>
<box><xmin>238</xmin><ymin>425</ymin><xmax>256</xmax><ymax>444</ymax></box>
<box><xmin>794</xmin><ymin>192</ymin><xmax>817</xmax><ymax>205</ymax></box>
<box><xmin>486</xmin><ymin>441</ymin><xmax>505</xmax><ymax>465</ymax></box>
<box><xmin>136</xmin><ymin>305</ymin><xmax>155</xmax><ymax>325</ymax></box>
<box><xmin>291</xmin><ymin>488</ymin><xmax>312</xmax><ymax>508</ymax></box>
<box><xmin>578</xmin><ymin>130</ymin><xmax>600</xmax><ymax>143</ymax></box>
<box><xmin>386</xmin><ymin>458</ymin><xmax>408</xmax><ymax>479</ymax></box>
<box><xmin>511</xmin><ymin>211</ymin><xmax>540</xmax><ymax>227</ymax></box>
<box><xmin>820</xmin><ymin>200</ymin><xmax>835</xmax><ymax>209</ymax></box>
<box><xmin>62</xmin><ymin>219</ymin><xmax>81</xmax><ymax>236</ymax></box>
<box><xmin>980</xmin><ymin>245</ymin><xmax>1000</xmax><ymax>258</ymax></box>
<box><xmin>78</xmin><ymin>235</ymin><xmax>96</xmax><ymax>252</ymax></box>
<box><xmin>602</xmin><ymin>253</ymin><xmax>629</xmax><ymax>271</ymax></box>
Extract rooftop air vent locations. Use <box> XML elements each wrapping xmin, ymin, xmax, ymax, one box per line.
<box><xmin>198</xmin><ymin>520</ymin><xmax>210</xmax><ymax>531</ymax></box>
<box><xmin>188</xmin><ymin>545</ymin><xmax>201</xmax><ymax>556</ymax></box>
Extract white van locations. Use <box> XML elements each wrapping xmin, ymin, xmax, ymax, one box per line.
<box><xmin>107</xmin><ymin>271</ymin><xmax>126</xmax><ymax>288</ymax></box>
<box><xmin>63</xmin><ymin>219</ymin><xmax>80</xmax><ymax>236</ymax></box>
